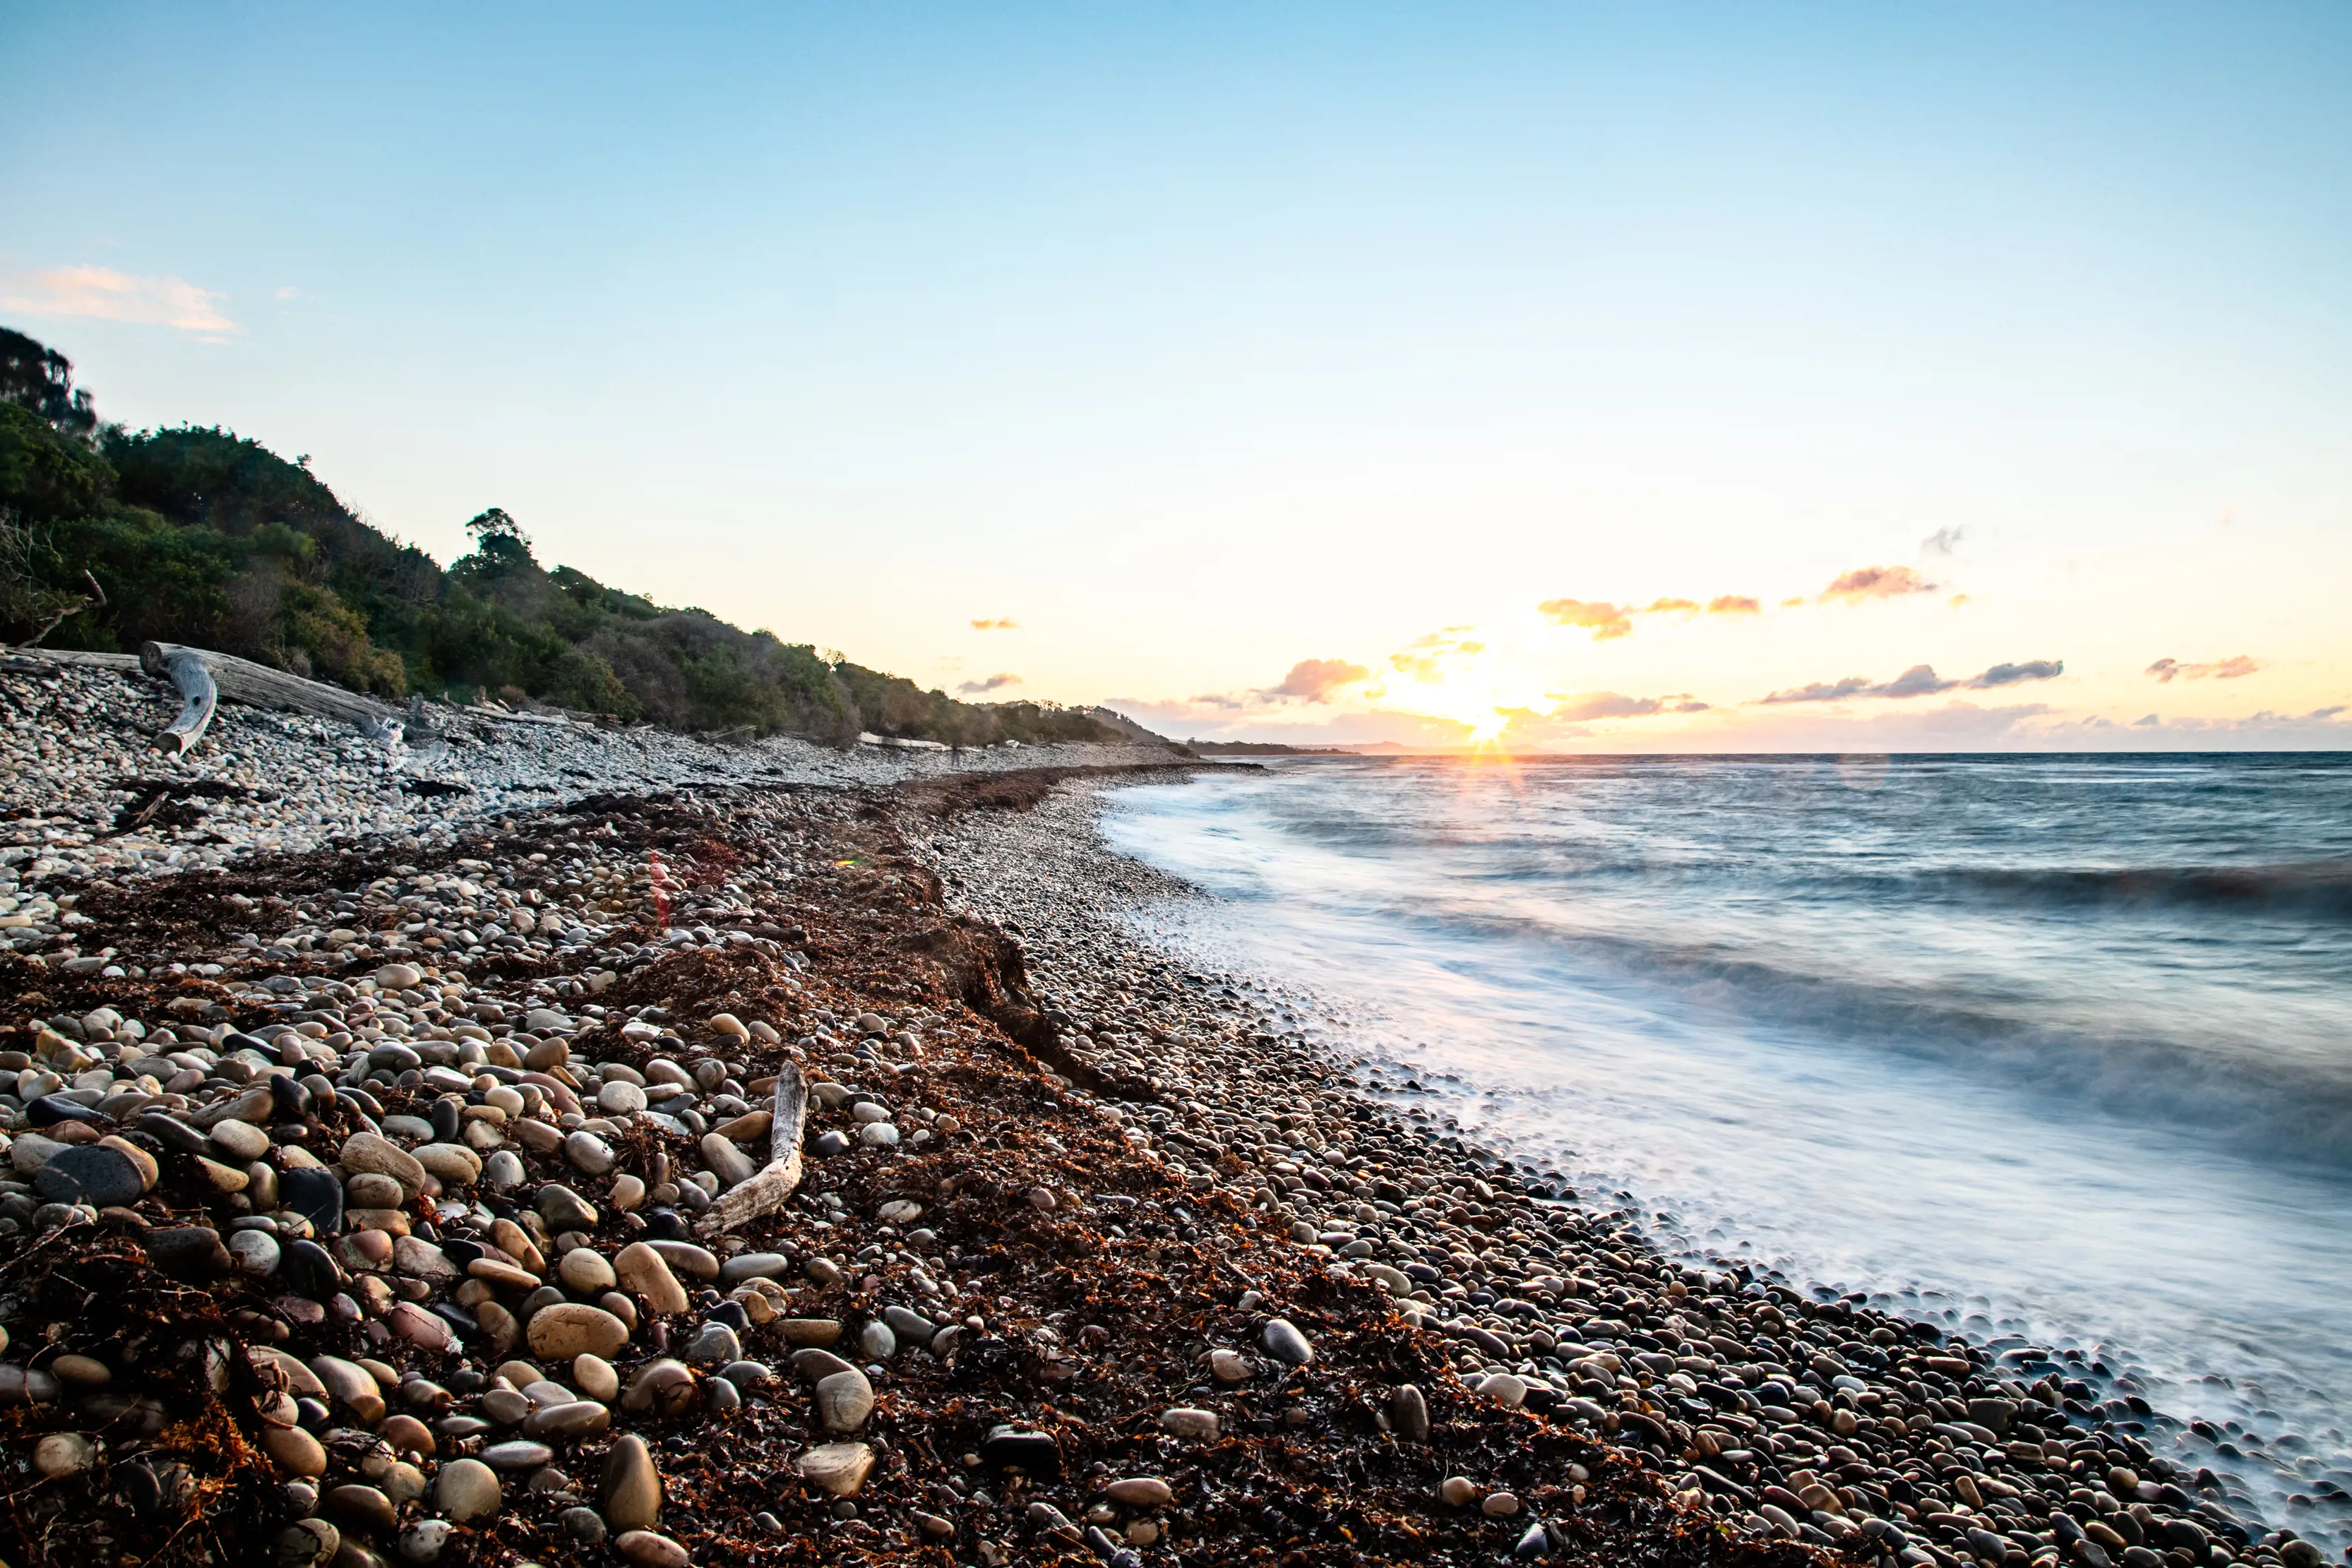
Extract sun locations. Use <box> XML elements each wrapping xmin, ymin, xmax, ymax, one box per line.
<box><xmin>1396</xmin><ymin>656</ymin><xmax>1552</xmax><ymax>746</ymax></box>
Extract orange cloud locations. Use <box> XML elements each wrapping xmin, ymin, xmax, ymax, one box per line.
<box><xmin>1706</xmin><ymin>595</ymin><xmax>1761</xmax><ymax>616</ymax></box>
<box><xmin>1643</xmin><ymin>597</ymin><xmax>1701</xmax><ymax>615</ymax></box>
<box><xmin>957</xmin><ymin>672</ymin><xmax>1022</xmax><ymax>694</ymax></box>
<box><xmin>1820</xmin><ymin>565</ymin><xmax>1940</xmax><ymax>604</ymax></box>
<box><xmin>2145</xmin><ymin>655</ymin><xmax>2259</xmax><ymax>683</ymax></box>
<box><xmin>1266</xmin><ymin>658</ymin><xmax>1371</xmax><ymax>704</ymax></box>
<box><xmin>969</xmin><ymin>618</ymin><xmax>1020</xmax><ymax>630</ymax></box>
<box><xmin>1536</xmin><ymin>598</ymin><xmax>1635</xmax><ymax>640</ymax></box>
<box><xmin>1760</xmin><ymin>659</ymin><xmax>2061</xmax><ymax>704</ymax></box>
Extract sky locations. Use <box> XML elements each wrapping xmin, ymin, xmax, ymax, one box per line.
<box><xmin>4</xmin><ymin>3</ymin><xmax>2349</xmax><ymax>750</ymax></box>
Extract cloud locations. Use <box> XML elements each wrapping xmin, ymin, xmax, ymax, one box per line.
<box><xmin>2</xmin><ymin>264</ymin><xmax>237</xmax><ymax>335</ymax></box>
<box><xmin>1536</xmin><ymin>598</ymin><xmax>1634</xmax><ymax>640</ymax></box>
<box><xmin>2134</xmin><ymin>713</ymin><xmax>2162</xmax><ymax>727</ymax></box>
<box><xmin>2145</xmin><ymin>654</ymin><xmax>2259</xmax><ymax>683</ymax></box>
<box><xmin>1544</xmin><ymin>690</ymin><xmax>1712</xmax><ymax>720</ymax></box>
<box><xmin>1967</xmin><ymin>659</ymin><xmax>2063</xmax><ymax>688</ymax></box>
<box><xmin>956</xmin><ymin>672</ymin><xmax>1021</xmax><ymax>695</ymax></box>
<box><xmin>969</xmin><ymin>618</ymin><xmax>1020</xmax><ymax>630</ymax></box>
<box><xmin>1761</xmin><ymin>658</ymin><xmax>2061</xmax><ymax>705</ymax></box>
<box><xmin>1921</xmin><ymin>527</ymin><xmax>1968</xmax><ymax>556</ymax></box>
<box><xmin>1265</xmin><ymin>657</ymin><xmax>1371</xmax><ymax>704</ymax></box>
<box><xmin>1819</xmin><ymin>565</ymin><xmax>1940</xmax><ymax>604</ymax></box>
<box><xmin>1706</xmin><ymin>595</ymin><xmax>1761</xmax><ymax>616</ymax></box>
<box><xmin>274</xmin><ymin>285</ymin><xmax>299</xmax><ymax>300</ymax></box>
<box><xmin>1643</xmin><ymin>597</ymin><xmax>1700</xmax><ymax>615</ymax></box>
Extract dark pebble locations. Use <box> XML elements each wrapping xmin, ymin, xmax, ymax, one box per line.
<box><xmin>26</xmin><ymin>1096</ymin><xmax>111</xmax><ymax>1128</ymax></box>
<box><xmin>139</xmin><ymin>1113</ymin><xmax>210</xmax><ymax>1158</ymax></box>
<box><xmin>979</xmin><ymin>1425</ymin><xmax>1062</xmax><ymax>1478</ymax></box>
<box><xmin>35</xmin><ymin>1145</ymin><xmax>145</xmax><ymax>1209</ymax></box>
<box><xmin>280</xmin><ymin>1167</ymin><xmax>343</xmax><ymax>1233</ymax></box>
<box><xmin>148</xmin><ymin>1226</ymin><xmax>233</xmax><ymax>1279</ymax></box>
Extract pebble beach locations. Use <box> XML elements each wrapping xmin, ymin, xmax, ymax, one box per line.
<box><xmin>0</xmin><ymin>657</ymin><xmax>2327</xmax><ymax>1568</ymax></box>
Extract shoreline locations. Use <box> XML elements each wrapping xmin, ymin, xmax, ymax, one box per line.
<box><xmin>917</xmin><ymin>777</ymin><xmax>2340</xmax><ymax>1568</ymax></box>
<box><xmin>0</xmin><ymin>671</ymin><xmax>2321</xmax><ymax>1568</ymax></box>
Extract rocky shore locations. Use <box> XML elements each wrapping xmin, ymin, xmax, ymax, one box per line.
<box><xmin>0</xmin><ymin>669</ymin><xmax>2329</xmax><ymax>1568</ymax></box>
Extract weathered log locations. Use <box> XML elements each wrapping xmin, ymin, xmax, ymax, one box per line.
<box><xmin>696</xmin><ymin>1065</ymin><xmax>808</xmax><ymax>1238</ymax></box>
<box><xmin>138</xmin><ymin>641</ymin><xmax>398</xmax><ymax>728</ymax></box>
<box><xmin>150</xmin><ymin>646</ymin><xmax>218</xmax><ymax>756</ymax></box>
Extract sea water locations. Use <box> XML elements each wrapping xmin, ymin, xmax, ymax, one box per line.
<box><xmin>1102</xmin><ymin>754</ymin><xmax>2352</xmax><ymax>1545</ymax></box>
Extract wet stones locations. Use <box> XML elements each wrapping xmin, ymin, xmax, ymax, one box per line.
<box><xmin>1159</xmin><ymin>1408</ymin><xmax>1219</xmax><ymax>1440</ymax></box>
<box><xmin>981</xmin><ymin>1426</ymin><xmax>1063</xmax><ymax>1478</ymax></box>
<box><xmin>559</xmin><ymin>1247</ymin><xmax>618</xmax><ymax>1294</ymax></box>
<box><xmin>1392</xmin><ymin>1383</ymin><xmax>1431</xmax><ymax>1442</ymax></box>
<box><xmin>565</xmin><ymin>1130</ymin><xmax>616</xmax><ymax>1175</ymax></box>
<box><xmin>536</xmin><ymin>1184</ymin><xmax>599</xmax><ymax>1230</ymax></box>
<box><xmin>280</xmin><ymin>1166</ymin><xmax>343</xmax><ymax>1232</ymax></box>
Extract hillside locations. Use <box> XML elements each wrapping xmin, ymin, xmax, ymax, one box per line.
<box><xmin>0</xmin><ymin>327</ymin><xmax>1112</xmax><ymax>748</ymax></box>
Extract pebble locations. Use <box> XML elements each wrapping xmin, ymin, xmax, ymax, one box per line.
<box><xmin>35</xmin><ymin>1431</ymin><xmax>97</xmax><ymax>1476</ymax></box>
<box><xmin>1260</xmin><ymin>1318</ymin><xmax>1314</xmax><ymax>1365</ymax></box>
<box><xmin>1106</xmin><ymin>1477</ymin><xmax>1174</xmax><ymax>1507</ymax></box>
<box><xmin>273</xmin><ymin>1519</ymin><xmax>340</xmax><ymax>1567</ymax></box>
<box><xmin>565</xmin><ymin>1130</ymin><xmax>616</xmax><ymax>1175</ymax></box>
<box><xmin>434</xmin><ymin>1456</ymin><xmax>503</xmax><ymax>1521</ymax></box>
<box><xmin>148</xmin><ymin>1226</ymin><xmax>232</xmax><ymax>1279</ymax></box>
<box><xmin>479</xmin><ymin>1440</ymin><xmax>556</xmax><ymax>1471</ymax></box>
<box><xmin>560</xmin><ymin>1248</ymin><xmax>618</xmax><ymax>1293</ymax></box>
<box><xmin>1208</xmin><ymin>1348</ymin><xmax>1250</xmax><ymax>1382</ymax></box>
<box><xmin>34</xmin><ymin>1144</ymin><xmax>144</xmax><ymax>1208</ymax></box>
<box><xmin>1159</xmin><ymin>1408</ymin><xmax>1219</xmax><ymax>1440</ymax></box>
<box><xmin>229</xmin><ymin>1228</ymin><xmax>282</xmax><ymax>1276</ymax></box>
<box><xmin>340</xmin><ymin>1132</ymin><xmax>426</xmax><ymax>1193</ymax></box>
<box><xmin>599</xmin><ymin>1433</ymin><xmax>663</xmax><ymax>1528</ymax></box>
<box><xmin>816</xmin><ymin>1367</ymin><xmax>875</xmax><ymax>1432</ymax></box>
<box><xmin>796</xmin><ymin>1442</ymin><xmax>875</xmax><ymax>1497</ymax></box>
<box><xmin>527</xmin><ymin>1303</ymin><xmax>631</xmax><ymax>1360</ymax></box>
<box><xmin>398</xmin><ymin>1519</ymin><xmax>454</xmax><ymax>1563</ymax></box>
<box><xmin>614</xmin><ymin>1243</ymin><xmax>690</xmax><ymax>1314</ymax></box>
<box><xmin>574</xmin><ymin>1353</ymin><xmax>620</xmax><ymax>1402</ymax></box>
<box><xmin>1440</xmin><ymin>1476</ymin><xmax>1479</xmax><ymax>1507</ymax></box>
<box><xmin>615</xmin><ymin>1530</ymin><xmax>691</xmax><ymax>1567</ymax></box>
<box><xmin>537</xmin><ymin>1185</ymin><xmax>599</xmax><ymax>1228</ymax></box>
<box><xmin>210</xmin><ymin>1119</ymin><xmax>270</xmax><ymax>1161</ymax></box>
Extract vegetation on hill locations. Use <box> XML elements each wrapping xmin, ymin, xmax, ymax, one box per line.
<box><xmin>0</xmin><ymin>328</ymin><xmax>1113</xmax><ymax>748</ymax></box>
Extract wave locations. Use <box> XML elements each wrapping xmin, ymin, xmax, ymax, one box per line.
<box><xmin>1925</xmin><ymin>861</ymin><xmax>2352</xmax><ymax>919</ymax></box>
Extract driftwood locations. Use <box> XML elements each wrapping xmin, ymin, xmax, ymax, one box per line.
<box><xmin>149</xmin><ymin>645</ymin><xmax>219</xmax><ymax>756</ymax></box>
<box><xmin>139</xmin><ymin>641</ymin><xmax>398</xmax><ymax>729</ymax></box>
<box><xmin>696</xmin><ymin>1065</ymin><xmax>808</xmax><ymax>1238</ymax></box>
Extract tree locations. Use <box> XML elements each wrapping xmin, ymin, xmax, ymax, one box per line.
<box><xmin>0</xmin><ymin>327</ymin><xmax>99</xmax><ymax>443</ymax></box>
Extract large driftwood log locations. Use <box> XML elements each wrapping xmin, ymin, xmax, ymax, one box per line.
<box><xmin>150</xmin><ymin>645</ymin><xmax>219</xmax><ymax>756</ymax></box>
<box><xmin>140</xmin><ymin>641</ymin><xmax>398</xmax><ymax>728</ymax></box>
<box><xmin>696</xmin><ymin>1065</ymin><xmax>808</xmax><ymax>1238</ymax></box>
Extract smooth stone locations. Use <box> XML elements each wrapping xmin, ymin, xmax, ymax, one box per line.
<box><xmin>685</xmin><ymin>1322</ymin><xmax>741</xmax><ymax>1365</ymax></box>
<box><xmin>575</xmin><ymin>1353</ymin><xmax>620</xmax><ymax>1402</ymax></box>
<box><xmin>340</xmin><ymin>1132</ymin><xmax>426</xmax><ymax>1193</ymax></box>
<box><xmin>858</xmin><ymin>1322</ymin><xmax>896</xmax><ymax>1360</ymax></box>
<box><xmin>815</xmin><ymin>1367</ymin><xmax>874</xmax><ymax>1432</ymax></box>
<box><xmin>1106</xmin><ymin>1478</ymin><xmax>1174</xmax><ymax>1508</ymax></box>
<box><xmin>716</xmin><ymin>1359</ymin><xmax>772</xmax><ymax>1390</ymax></box>
<box><xmin>196</xmin><ymin>1155</ymin><xmax>251</xmax><ymax>1192</ymax></box>
<box><xmin>537</xmin><ymin>1184</ymin><xmax>598</xmax><ymax>1229</ymax></box>
<box><xmin>263</xmin><ymin>1424</ymin><xmax>329</xmax><ymax>1478</ymax></box>
<box><xmin>1160</xmin><ymin>1408</ymin><xmax>1219</xmax><ymax>1440</ymax></box>
<box><xmin>311</xmin><ymin>1356</ymin><xmax>386</xmax><ymax>1423</ymax></box>
<box><xmin>324</xmin><ymin>1483</ymin><xmax>397</xmax><ymax>1533</ymax></box>
<box><xmin>375</xmin><ymin>963</ymin><xmax>423</xmax><ymax>988</ymax></box>
<box><xmin>560</xmin><ymin>1249</ymin><xmax>618</xmax><ymax>1293</ymax></box>
<box><xmin>613</xmin><ymin>1243</ymin><xmax>690</xmax><ymax>1315</ymax></box>
<box><xmin>523</xmin><ymin>1400</ymin><xmax>612</xmax><ymax>1440</ymax></box>
<box><xmin>614</xmin><ymin>1531</ymin><xmax>689</xmax><ymax>1568</ymax></box>
<box><xmin>34</xmin><ymin>1431</ymin><xmax>97</xmax><ymax>1476</ymax></box>
<box><xmin>698</xmin><ymin>1132</ymin><xmax>754</xmax><ymax>1188</ymax></box>
<box><xmin>482</xmin><ymin>1150</ymin><xmax>525</xmax><ymax>1190</ymax></box>
<box><xmin>563</xmin><ymin>1506</ymin><xmax>608</xmax><ymax>1543</ymax></box>
<box><xmin>792</xmin><ymin>1348</ymin><xmax>855</xmax><ymax>1382</ymax></box>
<box><xmin>564</xmin><ymin>1131</ymin><xmax>616</xmax><ymax>1175</ymax></box>
<box><xmin>1477</xmin><ymin>1372</ymin><xmax>1528</xmax><ymax>1408</ymax></box>
<box><xmin>875</xmin><ymin>1199</ymin><xmax>923</xmax><ymax>1225</ymax></box>
<box><xmin>644</xmin><ymin>1240</ymin><xmax>718</xmax><ymax>1281</ymax></box>
<box><xmin>1260</xmin><ymin>1318</ymin><xmax>1314</xmax><ymax>1366</ymax></box>
<box><xmin>717</xmin><ymin>1252</ymin><xmax>790</xmax><ymax>1286</ymax></box>
<box><xmin>210</xmin><ymin>1118</ymin><xmax>270</xmax><ymax>1161</ymax></box>
<box><xmin>378</xmin><ymin>1414</ymin><xmax>434</xmax><ymax>1457</ymax></box>
<box><xmin>393</xmin><ymin>1235</ymin><xmax>458</xmax><ymax>1281</ymax></box>
<box><xmin>795</xmin><ymin>1442</ymin><xmax>874</xmax><ymax>1497</ymax></box>
<box><xmin>610</xmin><ymin>1173</ymin><xmax>646</xmax><ymax>1211</ymax></box>
<box><xmin>599</xmin><ymin>1432</ymin><xmax>663</xmax><ymax>1529</ymax></box>
<box><xmin>412</xmin><ymin>1143</ymin><xmax>481</xmax><ymax>1185</ymax></box>
<box><xmin>856</xmin><ymin>1123</ymin><xmax>899</xmax><ymax>1147</ymax></box>
<box><xmin>479</xmin><ymin>1440</ymin><xmax>556</xmax><ymax>1471</ymax></box>
<box><xmin>1392</xmin><ymin>1384</ymin><xmax>1431</xmax><ymax>1442</ymax></box>
<box><xmin>434</xmin><ymin>1456</ymin><xmax>503</xmax><ymax>1520</ymax></box>
<box><xmin>527</xmin><ymin>1303</ymin><xmax>630</xmax><ymax>1360</ymax></box>
<box><xmin>35</xmin><ymin>1145</ymin><xmax>143</xmax><ymax>1208</ymax></box>
<box><xmin>386</xmin><ymin>1302</ymin><xmax>450</xmax><ymax>1351</ymax></box>
<box><xmin>598</xmin><ymin>1082</ymin><xmax>647</xmax><ymax>1116</ymax></box>
<box><xmin>230</xmin><ymin>1229</ymin><xmax>283</xmax><ymax>1276</ymax></box>
<box><xmin>619</xmin><ymin>1358</ymin><xmax>698</xmax><ymax>1418</ymax></box>
<box><xmin>1209</xmin><ymin>1348</ymin><xmax>1250</xmax><ymax>1383</ymax></box>
<box><xmin>777</xmin><ymin>1318</ymin><xmax>843</xmax><ymax>1347</ymax></box>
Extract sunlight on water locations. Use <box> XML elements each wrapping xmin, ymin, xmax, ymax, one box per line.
<box><xmin>1103</xmin><ymin>755</ymin><xmax>2352</xmax><ymax>1543</ymax></box>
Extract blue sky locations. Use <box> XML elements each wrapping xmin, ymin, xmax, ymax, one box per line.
<box><xmin>5</xmin><ymin>4</ymin><xmax>2348</xmax><ymax>747</ymax></box>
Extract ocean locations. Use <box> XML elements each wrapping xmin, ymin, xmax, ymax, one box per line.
<box><xmin>1100</xmin><ymin>753</ymin><xmax>2352</xmax><ymax>1544</ymax></box>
